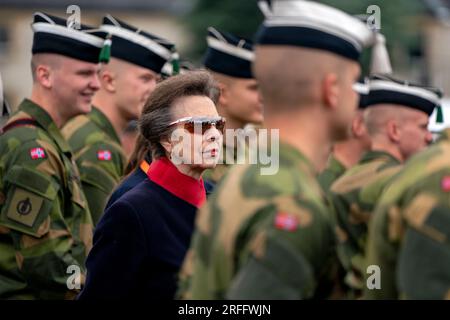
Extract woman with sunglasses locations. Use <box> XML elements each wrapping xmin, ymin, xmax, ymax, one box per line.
<box><xmin>78</xmin><ymin>71</ymin><xmax>222</xmax><ymax>300</ymax></box>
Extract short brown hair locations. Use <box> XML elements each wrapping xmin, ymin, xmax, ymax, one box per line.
<box><xmin>138</xmin><ymin>70</ymin><xmax>220</xmax><ymax>159</ymax></box>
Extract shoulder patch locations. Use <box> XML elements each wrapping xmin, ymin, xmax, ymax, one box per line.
<box><xmin>6</xmin><ymin>188</ymin><xmax>43</xmax><ymax>227</ymax></box>
<box><xmin>30</xmin><ymin>147</ymin><xmax>46</xmax><ymax>160</ymax></box>
<box><xmin>97</xmin><ymin>150</ymin><xmax>112</xmax><ymax>161</ymax></box>
<box><xmin>441</xmin><ymin>176</ymin><xmax>450</xmax><ymax>192</ymax></box>
<box><xmin>274</xmin><ymin>212</ymin><xmax>299</xmax><ymax>232</ymax></box>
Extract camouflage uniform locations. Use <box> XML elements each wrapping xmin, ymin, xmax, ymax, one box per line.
<box><xmin>365</xmin><ymin>128</ymin><xmax>450</xmax><ymax>299</ymax></box>
<box><xmin>179</xmin><ymin>143</ymin><xmax>340</xmax><ymax>299</ymax></box>
<box><xmin>62</xmin><ymin>106</ymin><xmax>126</xmax><ymax>225</ymax></box>
<box><xmin>329</xmin><ymin>150</ymin><xmax>401</xmax><ymax>293</ymax></box>
<box><xmin>0</xmin><ymin>99</ymin><xmax>93</xmax><ymax>299</ymax></box>
<box><xmin>318</xmin><ymin>154</ymin><xmax>346</xmax><ymax>193</ymax></box>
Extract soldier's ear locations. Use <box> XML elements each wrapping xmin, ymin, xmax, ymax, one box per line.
<box><xmin>100</xmin><ymin>68</ymin><xmax>116</xmax><ymax>93</ymax></box>
<box><xmin>218</xmin><ymin>82</ymin><xmax>229</xmax><ymax>106</ymax></box>
<box><xmin>35</xmin><ymin>65</ymin><xmax>52</xmax><ymax>89</ymax></box>
<box><xmin>322</xmin><ymin>72</ymin><xmax>339</xmax><ymax>110</ymax></box>
<box><xmin>351</xmin><ymin>111</ymin><xmax>366</xmax><ymax>138</ymax></box>
<box><xmin>387</xmin><ymin>119</ymin><xmax>401</xmax><ymax>142</ymax></box>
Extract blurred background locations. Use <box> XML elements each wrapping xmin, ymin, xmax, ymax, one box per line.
<box><xmin>1</xmin><ymin>0</ymin><xmax>450</xmax><ymax>130</ymax></box>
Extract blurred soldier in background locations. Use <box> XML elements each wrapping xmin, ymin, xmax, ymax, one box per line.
<box><xmin>365</xmin><ymin>92</ymin><xmax>448</xmax><ymax>300</ymax></box>
<box><xmin>62</xmin><ymin>15</ymin><xmax>176</xmax><ymax>225</ymax></box>
<box><xmin>329</xmin><ymin>75</ymin><xmax>440</xmax><ymax>296</ymax></box>
<box><xmin>0</xmin><ymin>12</ymin><xmax>104</xmax><ymax>299</ymax></box>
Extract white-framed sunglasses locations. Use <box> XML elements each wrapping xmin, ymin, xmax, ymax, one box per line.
<box><xmin>168</xmin><ymin>116</ymin><xmax>226</xmax><ymax>134</ymax></box>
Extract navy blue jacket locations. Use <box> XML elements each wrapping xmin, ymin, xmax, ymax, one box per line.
<box><xmin>105</xmin><ymin>166</ymin><xmax>146</xmax><ymax>210</ymax></box>
<box><xmin>78</xmin><ymin>178</ymin><xmax>198</xmax><ymax>300</ymax></box>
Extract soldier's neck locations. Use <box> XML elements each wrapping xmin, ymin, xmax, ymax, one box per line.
<box><xmin>30</xmin><ymin>89</ymin><xmax>66</xmax><ymax>128</ymax></box>
<box><xmin>333</xmin><ymin>138</ymin><xmax>370</xmax><ymax>168</ymax></box>
<box><xmin>370</xmin><ymin>139</ymin><xmax>404</xmax><ymax>162</ymax></box>
<box><xmin>265</xmin><ymin>109</ymin><xmax>331</xmax><ymax>172</ymax></box>
<box><xmin>92</xmin><ymin>94</ymin><xmax>128</xmax><ymax>140</ymax></box>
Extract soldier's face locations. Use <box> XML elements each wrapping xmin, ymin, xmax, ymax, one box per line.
<box><xmin>220</xmin><ymin>78</ymin><xmax>264</xmax><ymax>127</ymax></box>
<box><xmin>52</xmin><ymin>57</ymin><xmax>101</xmax><ymax>119</ymax></box>
<box><xmin>167</xmin><ymin>95</ymin><xmax>222</xmax><ymax>171</ymax></box>
<box><xmin>115</xmin><ymin>62</ymin><xmax>159</xmax><ymax>120</ymax></box>
<box><xmin>398</xmin><ymin>110</ymin><xmax>433</xmax><ymax>160</ymax></box>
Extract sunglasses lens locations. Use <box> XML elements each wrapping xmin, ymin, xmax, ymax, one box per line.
<box><xmin>176</xmin><ymin>118</ymin><xmax>225</xmax><ymax>134</ymax></box>
<box><xmin>184</xmin><ymin>122</ymin><xmax>195</xmax><ymax>133</ymax></box>
<box><xmin>202</xmin><ymin>120</ymin><xmax>225</xmax><ymax>134</ymax></box>
<box><xmin>215</xmin><ymin>120</ymin><xmax>225</xmax><ymax>133</ymax></box>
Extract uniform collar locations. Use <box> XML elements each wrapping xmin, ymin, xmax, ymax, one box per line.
<box><xmin>147</xmin><ymin>157</ymin><xmax>206</xmax><ymax>208</ymax></box>
<box><xmin>360</xmin><ymin>150</ymin><xmax>401</xmax><ymax>166</ymax></box>
<box><xmin>279</xmin><ymin>142</ymin><xmax>316</xmax><ymax>175</ymax></box>
<box><xmin>89</xmin><ymin>106</ymin><xmax>121</xmax><ymax>145</ymax></box>
<box><xmin>19</xmin><ymin>99</ymin><xmax>72</xmax><ymax>154</ymax></box>
<box><xmin>326</xmin><ymin>154</ymin><xmax>346</xmax><ymax>174</ymax></box>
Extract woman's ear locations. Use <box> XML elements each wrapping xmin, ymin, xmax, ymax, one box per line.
<box><xmin>322</xmin><ymin>73</ymin><xmax>339</xmax><ymax>110</ymax></box>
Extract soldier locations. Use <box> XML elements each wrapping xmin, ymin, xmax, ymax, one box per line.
<box><xmin>201</xmin><ymin>27</ymin><xmax>264</xmax><ymax>185</ymax></box>
<box><xmin>318</xmin><ymin>78</ymin><xmax>371</xmax><ymax>193</ymax></box>
<box><xmin>366</xmin><ymin>122</ymin><xmax>450</xmax><ymax>299</ymax></box>
<box><xmin>0</xmin><ymin>12</ymin><xmax>104</xmax><ymax>299</ymax></box>
<box><xmin>329</xmin><ymin>75</ymin><xmax>440</xmax><ymax>296</ymax></box>
<box><xmin>62</xmin><ymin>15</ymin><xmax>176</xmax><ymax>225</ymax></box>
<box><xmin>178</xmin><ymin>0</ymin><xmax>380</xmax><ymax>299</ymax></box>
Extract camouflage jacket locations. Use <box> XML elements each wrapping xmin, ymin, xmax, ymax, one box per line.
<box><xmin>365</xmin><ymin>128</ymin><xmax>450</xmax><ymax>299</ymax></box>
<box><xmin>329</xmin><ymin>150</ymin><xmax>401</xmax><ymax>292</ymax></box>
<box><xmin>0</xmin><ymin>99</ymin><xmax>93</xmax><ymax>299</ymax></box>
<box><xmin>318</xmin><ymin>154</ymin><xmax>346</xmax><ymax>194</ymax></box>
<box><xmin>62</xmin><ymin>106</ymin><xmax>126</xmax><ymax>225</ymax></box>
<box><xmin>178</xmin><ymin>142</ymin><xmax>340</xmax><ymax>299</ymax></box>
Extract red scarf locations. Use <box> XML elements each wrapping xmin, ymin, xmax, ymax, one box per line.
<box><xmin>146</xmin><ymin>157</ymin><xmax>206</xmax><ymax>208</ymax></box>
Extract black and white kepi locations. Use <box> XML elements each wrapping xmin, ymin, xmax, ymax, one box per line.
<box><xmin>353</xmin><ymin>78</ymin><xmax>370</xmax><ymax>110</ymax></box>
<box><xmin>203</xmin><ymin>27</ymin><xmax>254</xmax><ymax>79</ymax></box>
<box><xmin>366</xmin><ymin>75</ymin><xmax>442</xmax><ymax>117</ymax></box>
<box><xmin>31</xmin><ymin>12</ymin><xmax>105</xmax><ymax>63</ymax></box>
<box><xmin>255</xmin><ymin>0</ymin><xmax>381</xmax><ymax>63</ymax></box>
<box><xmin>100</xmin><ymin>15</ymin><xmax>175</xmax><ymax>74</ymax></box>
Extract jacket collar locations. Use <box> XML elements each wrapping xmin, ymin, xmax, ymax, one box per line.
<box><xmin>147</xmin><ymin>157</ymin><xmax>206</xmax><ymax>208</ymax></box>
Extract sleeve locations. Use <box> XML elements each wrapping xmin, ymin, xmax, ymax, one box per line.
<box><xmin>75</xmin><ymin>142</ymin><xmax>125</xmax><ymax>225</ymax></box>
<box><xmin>0</xmin><ymin>140</ymin><xmax>88</xmax><ymax>299</ymax></box>
<box><xmin>328</xmin><ymin>189</ymin><xmax>367</xmax><ymax>292</ymax></box>
<box><xmin>78</xmin><ymin>199</ymin><xmax>146</xmax><ymax>300</ymax></box>
<box><xmin>226</xmin><ymin>228</ymin><xmax>315</xmax><ymax>299</ymax></box>
<box><xmin>397</xmin><ymin>204</ymin><xmax>450</xmax><ymax>299</ymax></box>
<box><xmin>226</xmin><ymin>202</ymin><xmax>339</xmax><ymax>300</ymax></box>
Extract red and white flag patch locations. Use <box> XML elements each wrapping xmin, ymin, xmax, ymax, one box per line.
<box><xmin>274</xmin><ymin>212</ymin><xmax>299</xmax><ymax>232</ymax></box>
<box><xmin>30</xmin><ymin>147</ymin><xmax>46</xmax><ymax>160</ymax></box>
<box><xmin>97</xmin><ymin>150</ymin><xmax>112</xmax><ymax>161</ymax></box>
